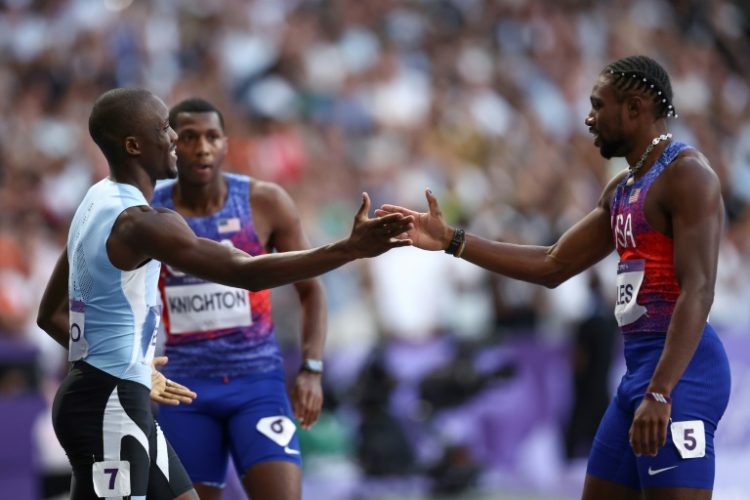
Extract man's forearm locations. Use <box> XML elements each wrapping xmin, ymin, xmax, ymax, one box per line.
<box><xmin>232</xmin><ymin>240</ymin><xmax>354</xmax><ymax>292</ymax></box>
<box><xmin>297</xmin><ymin>281</ymin><xmax>327</xmax><ymax>360</ymax></box>
<box><xmin>647</xmin><ymin>291</ymin><xmax>712</xmax><ymax>394</ymax></box>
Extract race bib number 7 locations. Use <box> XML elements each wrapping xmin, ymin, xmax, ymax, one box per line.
<box><xmin>614</xmin><ymin>260</ymin><xmax>647</xmax><ymax>327</ymax></box>
<box><xmin>92</xmin><ymin>460</ymin><xmax>131</xmax><ymax>497</ymax></box>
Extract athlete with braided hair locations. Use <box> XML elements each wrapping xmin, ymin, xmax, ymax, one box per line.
<box><xmin>378</xmin><ymin>55</ymin><xmax>730</xmax><ymax>499</ymax></box>
<box><xmin>604</xmin><ymin>55</ymin><xmax>678</xmax><ymax>120</ymax></box>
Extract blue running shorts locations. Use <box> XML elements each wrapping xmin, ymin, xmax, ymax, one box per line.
<box><xmin>587</xmin><ymin>325</ymin><xmax>730</xmax><ymax>490</ymax></box>
<box><xmin>157</xmin><ymin>369</ymin><xmax>301</xmax><ymax>487</ymax></box>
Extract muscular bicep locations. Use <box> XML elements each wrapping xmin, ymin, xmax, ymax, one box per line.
<box><xmin>665</xmin><ymin>158</ymin><xmax>723</xmax><ymax>293</ymax></box>
<box><xmin>116</xmin><ymin>206</ymin><xmax>251</xmax><ymax>286</ymax></box>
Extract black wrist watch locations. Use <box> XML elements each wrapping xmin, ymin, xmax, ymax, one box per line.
<box><xmin>300</xmin><ymin>358</ymin><xmax>324</xmax><ymax>374</ymax></box>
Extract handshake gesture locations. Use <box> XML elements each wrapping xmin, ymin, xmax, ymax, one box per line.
<box><xmin>345</xmin><ymin>192</ymin><xmax>418</xmax><ymax>257</ymax></box>
<box><xmin>374</xmin><ymin>189</ymin><xmax>453</xmax><ymax>251</ymax></box>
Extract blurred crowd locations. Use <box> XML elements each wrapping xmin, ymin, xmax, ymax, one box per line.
<box><xmin>2</xmin><ymin>0</ymin><xmax>750</xmax><ymax>498</ymax></box>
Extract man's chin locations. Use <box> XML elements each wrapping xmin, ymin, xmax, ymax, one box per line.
<box><xmin>598</xmin><ymin>145</ymin><xmax>615</xmax><ymax>160</ymax></box>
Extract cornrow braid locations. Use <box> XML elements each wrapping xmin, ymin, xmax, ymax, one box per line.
<box><xmin>603</xmin><ymin>55</ymin><xmax>677</xmax><ymax>118</ymax></box>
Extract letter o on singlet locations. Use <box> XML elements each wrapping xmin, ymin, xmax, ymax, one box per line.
<box><xmin>222</xmin><ymin>292</ymin><xmax>235</xmax><ymax>308</ymax></box>
<box><xmin>70</xmin><ymin>323</ymin><xmax>81</xmax><ymax>342</ymax></box>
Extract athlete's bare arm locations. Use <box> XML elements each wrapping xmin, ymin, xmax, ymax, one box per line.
<box><xmin>252</xmin><ymin>180</ymin><xmax>327</xmax><ymax>429</ymax></box>
<box><xmin>108</xmin><ymin>193</ymin><xmax>413</xmax><ymax>291</ymax></box>
<box><xmin>37</xmin><ymin>248</ymin><xmax>70</xmax><ymax>348</ymax></box>
<box><xmin>377</xmin><ymin>173</ymin><xmax>625</xmax><ymax>288</ymax></box>
<box><xmin>629</xmin><ymin>152</ymin><xmax>723</xmax><ymax>457</ymax></box>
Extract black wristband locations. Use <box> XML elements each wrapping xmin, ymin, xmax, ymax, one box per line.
<box><xmin>444</xmin><ymin>228</ymin><xmax>465</xmax><ymax>255</ymax></box>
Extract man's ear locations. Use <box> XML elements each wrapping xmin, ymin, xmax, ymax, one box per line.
<box><xmin>124</xmin><ymin>136</ymin><xmax>141</xmax><ymax>156</ymax></box>
<box><xmin>626</xmin><ymin>95</ymin><xmax>644</xmax><ymax>118</ymax></box>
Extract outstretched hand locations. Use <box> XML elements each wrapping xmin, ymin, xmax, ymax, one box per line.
<box><xmin>346</xmin><ymin>192</ymin><xmax>414</xmax><ymax>258</ymax></box>
<box><xmin>150</xmin><ymin>356</ymin><xmax>197</xmax><ymax>406</ymax></box>
<box><xmin>375</xmin><ymin>189</ymin><xmax>452</xmax><ymax>251</ymax></box>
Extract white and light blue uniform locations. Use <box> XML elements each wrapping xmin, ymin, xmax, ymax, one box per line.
<box><xmin>52</xmin><ymin>178</ymin><xmax>192</xmax><ymax>500</ymax></box>
<box><xmin>67</xmin><ymin>178</ymin><xmax>162</xmax><ymax>387</ymax></box>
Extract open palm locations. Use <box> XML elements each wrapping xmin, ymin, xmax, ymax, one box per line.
<box><xmin>375</xmin><ymin>189</ymin><xmax>451</xmax><ymax>251</ymax></box>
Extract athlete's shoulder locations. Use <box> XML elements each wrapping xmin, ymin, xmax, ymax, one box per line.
<box><xmin>249</xmin><ymin>178</ymin><xmax>290</xmax><ymax>202</ymax></box>
<box><xmin>665</xmin><ymin>147</ymin><xmax>720</xmax><ymax>190</ymax></box>
<box><xmin>115</xmin><ymin>205</ymin><xmax>181</xmax><ymax>236</ymax></box>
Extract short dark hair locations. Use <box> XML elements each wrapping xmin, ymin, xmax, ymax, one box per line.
<box><xmin>603</xmin><ymin>55</ymin><xmax>676</xmax><ymax>119</ymax></box>
<box><xmin>88</xmin><ymin>88</ymin><xmax>155</xmax><ymax>162</ymax></box>
<box><xmin>169</xmin><ymin>98</ymin><xmax>225</xmax><ymax>130</ymax></box>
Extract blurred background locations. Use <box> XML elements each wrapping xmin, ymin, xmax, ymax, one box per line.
<box><xmin>2</xmin><ymin>0</ymin><xmax>750</xmax><ymax>498</ymax></box>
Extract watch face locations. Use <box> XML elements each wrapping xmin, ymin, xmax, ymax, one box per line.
<box><xmin>304</xmin><ymin>359</ymin><xmax>324</xmax><ymax>373</ymax></box>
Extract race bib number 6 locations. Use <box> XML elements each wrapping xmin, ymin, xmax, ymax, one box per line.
<box><xmin>614</xmin><ymin>260</ymin><xmax>647</xmax><ymax>327</ymax></box>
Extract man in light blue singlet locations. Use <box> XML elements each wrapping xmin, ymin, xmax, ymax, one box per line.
<box><xmin>37</xmin><ymin>88</ymin><xmax>414</xmax><ymax>500</ymax></box>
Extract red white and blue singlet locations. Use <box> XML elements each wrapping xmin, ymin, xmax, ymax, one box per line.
<box><xmin>610</xmin><ymin>141</ymin><xmax>685</xmax><ymax>334</ymax></box>
<box><xmin>152</xmin><ymin>174</ymin><xmax>282</xmax><ymax>379</ymax></box>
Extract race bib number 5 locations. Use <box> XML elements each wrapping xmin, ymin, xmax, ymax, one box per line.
<box><xmin>92</xmin><ymin>460</ymin><xmax>131</xmax><ymax>497</ymax></box>
<box><xmin>670</xmin><ymin>420</ymin><xmax>706</xmax><ymax>459</ymax></box>
<box><xmin>614</xmin><ymin>260</ymin><xmax>647</xmax><ymax>327</ymax></box>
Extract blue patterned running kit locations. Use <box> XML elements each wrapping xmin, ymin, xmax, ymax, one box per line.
<box><xmin>152</xmin><ymin>173</ymin><xmax>301</xmax><ymax>487</ymax></box>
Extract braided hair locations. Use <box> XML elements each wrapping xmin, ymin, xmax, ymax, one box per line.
<box><xmin>603</xmin><ymin>55</ymin><xmax>677</xmax><ymax>118</ymax></box>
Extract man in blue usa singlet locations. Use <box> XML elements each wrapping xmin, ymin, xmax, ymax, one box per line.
<box><xmin>377</xmin><ymin>55</ymin><xmax>730</xmax><ymax>500</ymax></box>
<box><xmin>151</xmin><ymin>98</ymin><xmax>326</xmax><ymax>500</ymax></box>
<box><xmin>37</xmin><ymin>89</ymin><xmax>414</xmax><ymax>500</ymax></box>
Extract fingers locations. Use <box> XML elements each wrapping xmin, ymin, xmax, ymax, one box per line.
<box><xmin>378</xmin><ymin>213</ymin><xmax>414</xmax><ymax>232</ymax></box>
<box><xmin>151</xmin><ymin>394</ymin><xmax>179</xmax><ymax>405</ymax></box>
<box><xmin>376</xmin><ymin>205</ymin><xmax>418</xmax><ymax>217</ymax></box>
<box><xmin>630</xmin><ymin>419</ymin><xmax>665</xmax><ymax>457</ymax></box>
<box><xmin>293</xmin><ymin>375</ymin><xmax>323</xmax><ymax>430</ymax></box>
<box><xmin>657</xmin><ymin>421</ymin><xmax>668</xmax><ymax>449</ymax></box>
<box><xmin>295</xmin><ymin>392</ymin><xmax>322</xmax><ymax>430</ymax></box>
<box><xmin>152</xmin><ymin>355</ymin><xmax>168</xmax><ymax>368</ymax></box>
<box><xmin>165</xmin><ymin>379</ymin><xmax>197</xmax><ymax>403</ymax></box>
<box><xmin>389</xmin><ymin>237</ymin><xmax>413</xmax><ymax>247</ymax></box>
<box><xmin>152</xmin><ymin>378</ymin><xmax>196</xmax><ymax>406</ymax></box>
<box><xmin>425</xmin><ymin>188</ymin><xmax>442</xmax><ymax>217</ymax></box>
<box><xmin>356</xmin><ymin>192</ymin><xmax>371</xmax><ymax>221</ymax></box>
